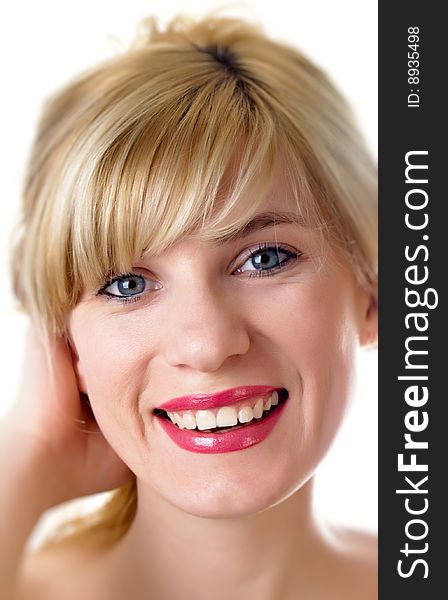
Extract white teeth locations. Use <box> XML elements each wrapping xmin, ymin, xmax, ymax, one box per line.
<box><xmin>165</xmin><ymin>389</ymin><xmax>284</xmax><ymax>429</ymax></box>
<box><xmin>238</xmin><ymin>406</ymin><xmax>254</xmax><ymax>424</ymax></box>
<box><xmin>173</xmin><ymin>413</ymin><xmax>184</xmax><ymax>429</ymax></box>
<box><xmin>216</xmin><ymin>406</ymin><xmax>238</xmax><ymax>427</ymax></box>
<box><xmin>182</xmin><ymin>411</ymin><xmax>197</xmax><ymax>430</ymax></box>
<box><xmin>253</xmin><ymin>398</ymin><xmax>264</xmax><ymax>419</ymax></box>
<box><xmin>196</xmin><ymin>410</ymin><xmax>217</xmax><ymax>431</ymax></box>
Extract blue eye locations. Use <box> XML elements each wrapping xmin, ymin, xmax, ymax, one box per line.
<box><xmin>236</xmin><ymin>243</ymin><xmax>301</xmax><ymax>278</ymax></box>
<box><xmin>98</xmin><ymin>274</ymin><xmax>156</xmax><ymax>304</ymax></box>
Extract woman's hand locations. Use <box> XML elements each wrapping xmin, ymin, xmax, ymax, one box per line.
<box><xmin>5</xmin><ymin>322</ymin><xmax>134</xmax><ymax>507</ymax></box>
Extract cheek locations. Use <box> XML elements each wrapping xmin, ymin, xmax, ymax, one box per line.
<box><xmin>75</xmin><ymin>326</ymin><xmax>145</xmax><ymax>397</ymax></box>
<box><xmin>69</xmin><ymin>312</ymin><xmax>157</xmax><ymax>464</ymax></box>
<box><xmin>259</xmin><ymin>278</ymin><xmax>358</xmax><ymax>456</ymax></box>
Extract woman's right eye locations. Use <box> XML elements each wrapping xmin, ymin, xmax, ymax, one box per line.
<box><xmin>97</xmin><ymin>273</ymin><xmax>161</xmax><ymax>304</ymax></box>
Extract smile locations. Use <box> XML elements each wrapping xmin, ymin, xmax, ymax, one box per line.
<box><xmin>154</xmin><ymin>389</ymin><xmax>289</xmax><ymax>453</ymax></box>
<box><xmin>160</xmin><ymin>389</ymin><xmax>285</xmax><ymax>431</ymax></box>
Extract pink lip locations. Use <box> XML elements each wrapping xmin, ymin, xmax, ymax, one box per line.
<box><xmin>155</xmin><ymin>399</ymin><xmax>287</xmax><ymax>454</ymax></box>
<box><xmin>156</xmin><ymin>385</ymin><xmax>281</xmax><ymax>412</ymax></box>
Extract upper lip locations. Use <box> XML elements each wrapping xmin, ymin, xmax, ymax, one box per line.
<box><xmin>156</xmin><ymin>385</ymin><xmax>282</xmax><ymax>412</ymax></box>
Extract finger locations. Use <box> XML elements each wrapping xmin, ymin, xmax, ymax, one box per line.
<box><xmin>19</xmin><ymin>323</ymin><xmax>82</xmax><ymax>423</ymax></box>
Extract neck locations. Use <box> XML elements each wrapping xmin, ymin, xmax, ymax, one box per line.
<box><xmin>107</xmin><ymin>477</ymin><xmax>330</xmax><ymax>599</ymax></box>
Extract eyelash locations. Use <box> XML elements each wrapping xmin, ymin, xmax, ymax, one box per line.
<box><xmin>96</xmin><ymin>242</ymin><xmax>302</xmax><ymax>305</ymax></box>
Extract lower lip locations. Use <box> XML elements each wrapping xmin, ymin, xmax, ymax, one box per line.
<box><xmin>155</xmin><ymin>400</ymin><xmax>287</xmax><ymax>454</ymax></box>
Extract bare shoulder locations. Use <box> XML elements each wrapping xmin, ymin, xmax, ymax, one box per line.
<box><xmin>336</xmin><ymin>525</ymin><xmax>378</xmax><ymax>558</ymax></box>
<box><xmin>16</xmin><ymin>535</ymin><xmax>110</xmax><ymax>600</ymax></box>
<box><xmin>325</xmin><ymin>525</ymin><xmax>378</xmax><ymax>600</ymax></box>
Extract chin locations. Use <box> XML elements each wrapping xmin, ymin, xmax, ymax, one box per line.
<box><xmin>154</xmin><ymin>464</ymin><xmax>312</xmax><ymax>519</ymax></box>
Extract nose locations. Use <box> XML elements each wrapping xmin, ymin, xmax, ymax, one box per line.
<box><xmin>162</xmin><ymin>281</ymin><xmax>251</xmax><ymax>373</ymax></box>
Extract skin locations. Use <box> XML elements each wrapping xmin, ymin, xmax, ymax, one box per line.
<box><xmin>14</xmin><ymin>168</ymin><xmax>378</xmax><ymax>599</ymax></box>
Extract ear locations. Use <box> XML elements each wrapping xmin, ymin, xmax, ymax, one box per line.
<box><xmin>358</xmin><ymin>288</ymin><xmax>378</xmax><ymax>348</ymax></box>
<box><xmin>66</xmin><ymin>336</ymin><xmax>88</xmax><ymax>394</ymax></box>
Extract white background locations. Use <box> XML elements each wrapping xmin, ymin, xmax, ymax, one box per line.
<box><xmin>0</xmin><ymin>0</ymin><xmax>377</xmax><ymax>541</ymax></box>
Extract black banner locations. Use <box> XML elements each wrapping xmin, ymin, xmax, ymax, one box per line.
<box><xmin>379</xmin><ymin>1</ymin><xmax>446</xmax><ymax>596</ymax></box>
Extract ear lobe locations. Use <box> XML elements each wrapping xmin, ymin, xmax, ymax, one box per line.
<box><xmin>66</xmin><ymin>337</ymin><xmax>88</xmax><ymax>394</ymax></box>
<box><xmin>359</xmin><ymin>292</ymin><xmax>378</xmax><ymax>347</ymax></box>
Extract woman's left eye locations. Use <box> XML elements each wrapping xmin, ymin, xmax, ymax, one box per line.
<box><xmin>235</xmin><ymin>243</ymin><xmax>301</xmax><ymax>278</ymax></box>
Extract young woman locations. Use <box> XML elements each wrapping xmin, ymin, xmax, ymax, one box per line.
<box><xmin>2</xmin><ymin>14</ymin><xmax>378</xmax><ymax>600</ymax></box>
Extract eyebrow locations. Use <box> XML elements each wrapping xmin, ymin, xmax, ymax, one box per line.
<box><xmin>216</xmin><ymin>210</ymin><xmax>304</xmax><ymax>244</ymax></box>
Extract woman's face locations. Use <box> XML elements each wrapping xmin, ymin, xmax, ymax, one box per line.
<box><xmin>67</xmin><ymin>173</ymin><xmax>377</xmax><ymax>518</ymax></box>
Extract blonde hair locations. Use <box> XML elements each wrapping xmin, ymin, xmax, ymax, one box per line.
<box><xmin>10</xmin><ymin>13</ymin><xmax>377</xmax><ymax>548</ymax></box>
